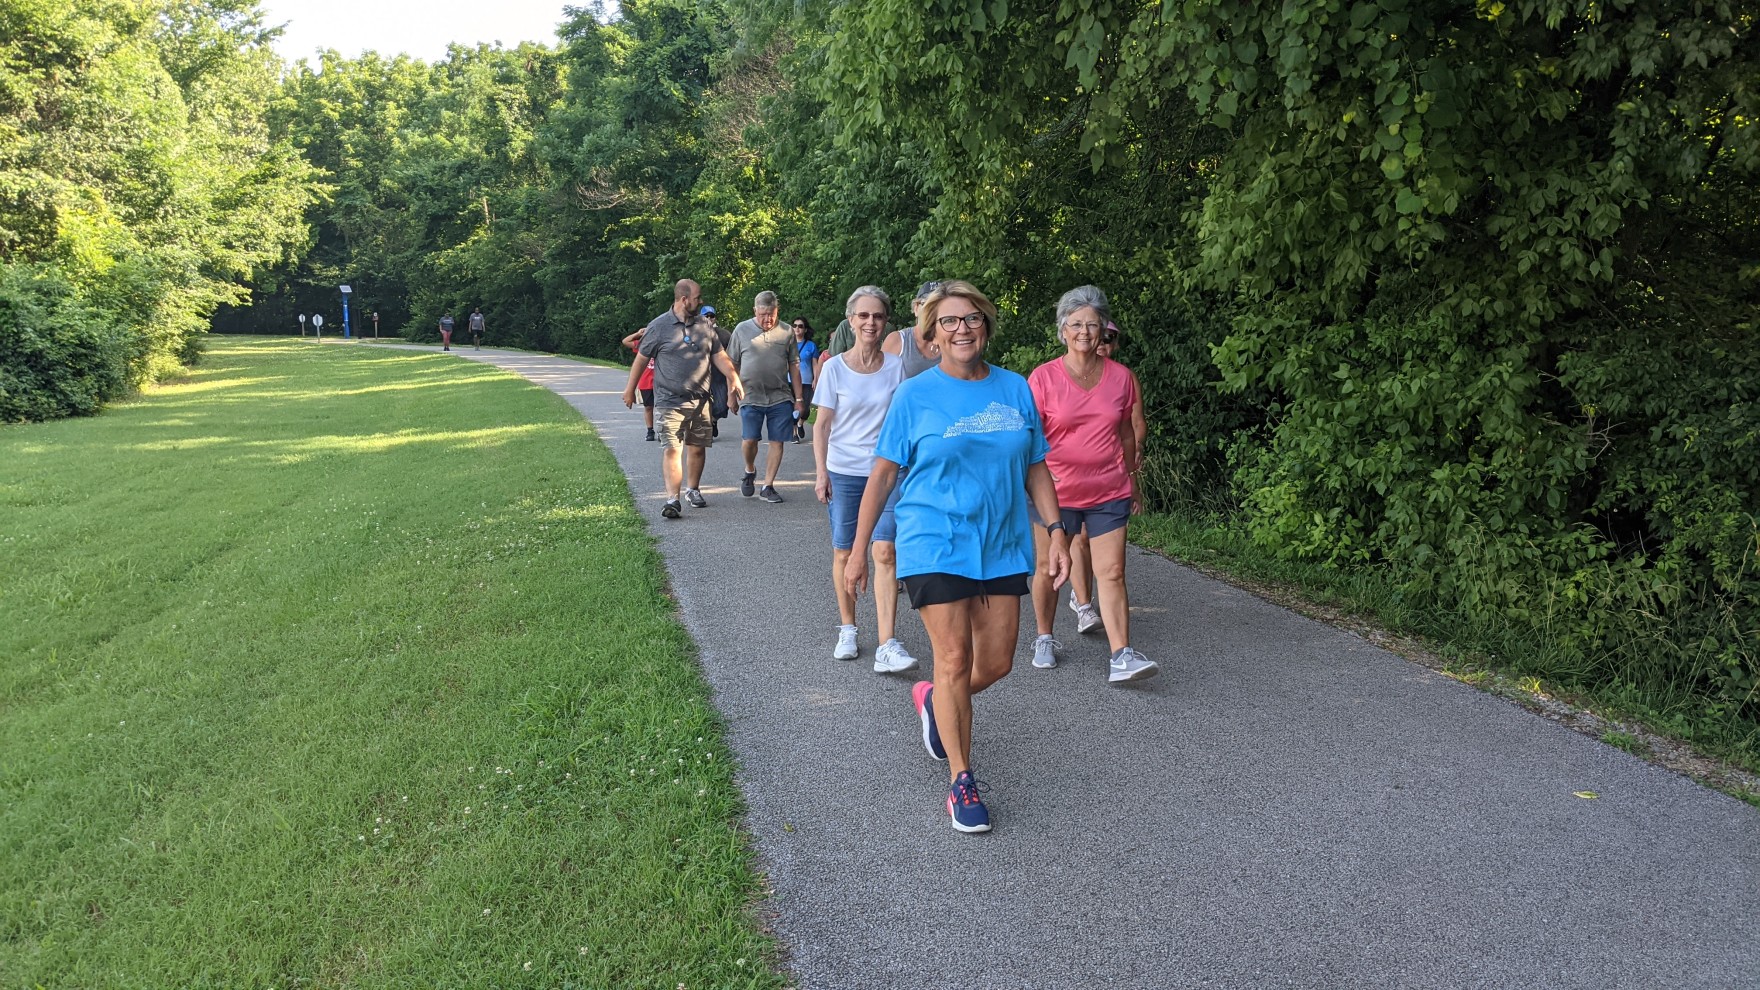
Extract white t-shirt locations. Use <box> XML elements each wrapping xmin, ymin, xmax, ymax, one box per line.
<box><xmin>814</xmin><ymin>351</ymin><xmax>906</xmax><ymax>477</ymax></box>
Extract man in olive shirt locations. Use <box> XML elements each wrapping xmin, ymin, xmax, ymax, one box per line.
<box><xmin>728</xmin><ymin>290</ymin><xmax>804</xmax><ymax>502</ymax></box>
<box><xmin>623</xmin><ymin>279</ymin><xmax>744</xmax><ymax>519</ymax></box>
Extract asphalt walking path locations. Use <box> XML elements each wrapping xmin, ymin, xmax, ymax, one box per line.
<box><xmin>375</xmin><ymin>343</ymin><xmax>1758</xmax><ymax>989</ymax></box>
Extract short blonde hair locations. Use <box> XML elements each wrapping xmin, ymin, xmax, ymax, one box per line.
<box><xmin>918</xmin><ymin>279</ymin><xmax>999</xmax><ymax>343</ymax></box>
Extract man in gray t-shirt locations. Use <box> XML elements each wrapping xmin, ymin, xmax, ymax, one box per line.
<box><xmin>727</xmin><ymin>290</ymin><xmax>804</xmax><ymax>502</ymax></box>
<box><xmin>623</xmin><ymin>279</ymin><xmax>744</xmax><ymax>519</ymax></box>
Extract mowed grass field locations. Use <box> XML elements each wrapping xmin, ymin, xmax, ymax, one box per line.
<box><xmin>0</xmin><ymin>338</ymin><xmax>782</xmax><ymax>988</ymax></box>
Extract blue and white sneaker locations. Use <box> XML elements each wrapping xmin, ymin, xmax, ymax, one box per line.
<box><xmin>946</xmin><ymin>770</ymin><xmax>991</xmax><ymax>833</ymax></box>
<box><xmin>912</xmin><ymin>681</ymin><xmax>946</xmax><ymax>761</ymax></box>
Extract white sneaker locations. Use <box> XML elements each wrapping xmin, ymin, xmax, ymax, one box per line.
<box><xmin>1075</xmin><ymin>603</ymin><xmax>1103</xmax><ymax>634</ymax></box>
<box><xmin>833</xmin><ymin>625</ymin><xmax>859</xmax><ymax>661</ymax></box>
<box><xmin>1032</xmin><ymin>634</ymin><xmax>1061</xmax><ymax>669</ymax></box>
<box><xmin>1108</xmin><ymin>647</ymin><xmax>1159</xmax><ymax>683</ymax></box>
<box><xmin>873</xmin><ymin>638</ymin><xmax>919</xmax><ymax>674</ymax></box>
<box><xmin>1068</xmin><ymin>589</ymin><xmax>1081</xmax><ymax>613</ymax></box>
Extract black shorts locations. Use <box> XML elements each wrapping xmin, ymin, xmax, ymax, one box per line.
<box><xmin>639</xmin><ymin>387</ymin><xmax>655</xmax><ymax>409</ymax></box>
<box><xmin>902</xmin><ymin>572</ymin><xmax>1031</xmax><ymax>609</ymax></box>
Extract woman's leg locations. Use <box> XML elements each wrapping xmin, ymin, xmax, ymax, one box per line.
<box><xmin>832</xmin><ymin>548</ymin><xmax>856</xmax><ymax>626</ymax></box>
<box><xmin>1090</xmin><ymin>527</ymin><xmax>1131</xmax><ymax>653</ymax></box>
<box><xmin>919</xmin><ymin>593</ymin><xmax>1021</xmax><ymax>779</ymax></box>
<box><xmin>1029</xmin><ymin>526</ymin><xmax>1058</xmax><ymax>636</ymax></box>
<box><xmin>968</xmin><ymin>593</ymin><xmax>1022</xmax><ymax>694</ymax></box>
<box><xmin>918</xmin><ymin>599</ymin><xmax>976</xmax><ymax>777</ymax></box>
<box><xmin>873</xmin><ymin>541</ymin><xmax>899</xmax><ymax>641</ymax></box>
<box><xmin>1069</xmin><ymin>531</ymin><xmax>1094</xmax><ymax>606</ymax></box>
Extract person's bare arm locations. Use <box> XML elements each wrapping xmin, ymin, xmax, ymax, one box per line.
<box><xmin>844</xmin><ymin>457</ymin><xmax>900</xmax><ymax>599</ymax></box>
<box><xmin>880</xmin><ymin>330</ymin><xmax>901</xmax><ymax>355</ymax></box>
<box><xmin>812</xmin><ymin>406</ymin><xmax>837</xmax><ymax>504</ymax></box>
<box><xmin>1027</xmin><ymin>461</ymin><xmax>1071</xmax><ymax>588</ymax></box>
<box><xmin>622</xmin><ymin>354</ymin><xmax>649</xmax><ymax>408</ymax></box>
<box><xmin>620</xmin><ymin>328</ymin><xmax>645</xmax><ymax>351</ymax></box>
<box><xmin>1127</xmin><ymin>367</ymin><xmax>1148</xmax><ymax>474</ymax></box>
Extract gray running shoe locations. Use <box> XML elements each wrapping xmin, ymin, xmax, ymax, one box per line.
<box><xmin>1032</xmin><ymin>635</ymin><xmax>1061</xmax><ymax>669</ymax></box>
<box><xmin>741</xmin><ymin>472</ymin><xmax>756</xmax><ymax>497</ymax></box>
<box><xmin>660</xmin><ymin>499</ymin><xmax>682</xmax><ymax>519</ymax></box>
<box><xmin>758</xmin><ymin>485</ymin><xmax>783</xmax><ymax>503</ymax></box>
<box><xmin>1108</xmin><ymin>647</ymin><xmax>1159</xmax><ymax>683</ymax></box>
<box><xmin>1075</xmin><ymin>602</ymin><xmax>1103</xmax><ymax>634</ymax></box>
<box><xmin>685</xmin><ymin>488</ymin><xmax>707</xmax><ymax>508</ymax></box>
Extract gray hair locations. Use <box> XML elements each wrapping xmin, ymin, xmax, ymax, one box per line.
<box><xmin>753</xmin><ymin>290</ymin><xmax>779</xmax><ymax>310</ymax></box>
<box><xmin>1055</xmin><ymin>284</ymin><xmax>1111</xmax><ymax>342</ymax></box>
<box><xmin>845</xmin><ymin>285</ymin><xmax>891</xmax><ymax>318</ymax></box>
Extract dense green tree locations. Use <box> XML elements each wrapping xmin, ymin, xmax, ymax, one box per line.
<box><xmin>0</xmin><ymin>0</ymin><xmax>318</xmax><ymax>418</ymax></box>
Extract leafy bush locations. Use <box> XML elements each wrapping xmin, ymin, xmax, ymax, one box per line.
<box><xmin>0</xmin><ymin>265</ymin><xmax>135</xmax><ymax>422</ymax></box>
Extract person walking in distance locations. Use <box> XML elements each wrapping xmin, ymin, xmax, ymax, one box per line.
<box><xmin>702</xmin><ymin>306</ymin><xmax>730</xmax><ymax>439</ymax></box>
<box><xmin>1067</xmin><ymin>321</ymin><xmax>1147</xmax><ymax>616</ymax></box>
<box><xmin>1026</xmin><ymin>287</ymin><xmax>1157</xmax><ymax>683</ymax></box>
<box><xmin>728</xmin><ymin>291</ymin><xmax>804</xmax><ymax>503</ymax></box>
<box><xmin>847</xmin><ymin>280</ymin><xmax>1069</xmax><ymax>834</ymax></box>
<box><xmin>813</xmin><ymin>286</ymin><xmax>916</xmax><ymax>672</ymax></box>
<box><xmin>438</xmin><ymin>313</ymin><xmax>454</xmax><ymax>351</ymax></box>
<box><xmin>621</xmin><ymin>325</ymin><xmax>659</xmax><ymax>441</ymax></box>
<box><xmin>622</xmin><ymin>280</ymin><xmax>743</xmax><ymax>519</ymax></box>
<box><xmin>468</xmin><ymin>308</ymin><xmax>486</xmax><ymax>349</ymax></box>
<box><xmin>791</xmin><ymin>318</ymin><xmax>818</xmax><ymax>442</ymax></box>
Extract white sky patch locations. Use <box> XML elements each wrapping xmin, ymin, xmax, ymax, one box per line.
<box><xmin>260</xmin><ymin>0</ymin><xmax>587</xmax><ymax>65</ymax></box>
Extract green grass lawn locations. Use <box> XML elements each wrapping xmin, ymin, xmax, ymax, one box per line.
<box><xmin>0</xmin><ymin>338</ymin><xmax>783</xmax><ymax>988</ymax></box>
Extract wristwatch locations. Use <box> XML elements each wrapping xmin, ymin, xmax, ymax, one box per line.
<box><xmin>1044</xmin><ymin>520</ymin><xmax>1066</xmax><ymax>535</ymax></box>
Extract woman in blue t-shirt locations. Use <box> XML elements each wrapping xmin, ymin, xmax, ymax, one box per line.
<box><xmin>845</xmin><ymin>279</ymin><xmax>1071</xmax><ymax>834</ymax></box>
<box><xmin>792</xmin><ymin>318</ymin><xmax>819</xmax><ymax>442</ymax></box>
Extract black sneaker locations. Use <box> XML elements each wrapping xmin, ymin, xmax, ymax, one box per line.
<box><xmin>741</xmin><ymin>472</ymin><xmax>756</xmax><ymax>498</ymax></box>
<box><xmin>685</xmin><ymin>488</ymin><xmax>707</xmax><ymax>508</ymax></box>
<box><xmin>758</xmin><ymin>485</ymin><xmax>783</xmax><ymax>503</ymax></box>
<box><xmin>660</xmin><ymin>499</ymin><xmax>682</xmax><ymax>519</ymax></box>
<box><xmin>645</xmin><ymin>427</ymin><xmax>655</xmax><ymax>442</ymax></box>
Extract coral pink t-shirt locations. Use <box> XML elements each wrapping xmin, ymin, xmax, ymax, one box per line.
<box><xmin>1027</xmin><ymin>357</ymin><xmax>1138</xmax><ymax>509</ymax></box>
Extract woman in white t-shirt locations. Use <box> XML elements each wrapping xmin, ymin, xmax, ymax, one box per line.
<box><xmin>813</xmin><ymin>285</ymin><xmax>918</xmax><ymax>674</ymax></box>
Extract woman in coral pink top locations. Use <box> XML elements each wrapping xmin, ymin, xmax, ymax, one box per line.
<box><xmin>1026</xmin><ymin>286</ymin><xmax>1158</xmax><ymax>683</ymax></box>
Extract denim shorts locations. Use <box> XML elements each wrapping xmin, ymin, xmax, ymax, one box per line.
<box><xmin>740</xmin><ymin>401</ymin><xmax>795</xmax><ymax>442</ymax></box>
<box><xmin>827</xmin><ymin>471</ymin><xmax>898</xmax><ymax>550</ymax></box>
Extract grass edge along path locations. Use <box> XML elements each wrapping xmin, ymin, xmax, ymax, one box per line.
<box><xmin>0</xmin><ymin>337</ymin><xmax>785</xmax><ymax>988</ymax></box>
<box><xmin>1129</xmin><ymin>512</ymin><xmax>1760</xmax><ymax>806</ymax></box>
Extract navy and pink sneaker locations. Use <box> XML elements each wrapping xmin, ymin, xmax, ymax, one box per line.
<box><xmin>912</xmin><ymin>681</ymin><xmax>946</xmax><ymax>761</ymax></box>
<box><xmin>946</xmin><ymin>770</ymin><xmax>991</xmax><ymax>833</ymax></box>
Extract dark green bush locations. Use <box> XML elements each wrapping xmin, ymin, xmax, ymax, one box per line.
<box><xmin>0</xmin><ymin>265</ymin><xmax>136</xmax><ymax>422</ymax></box>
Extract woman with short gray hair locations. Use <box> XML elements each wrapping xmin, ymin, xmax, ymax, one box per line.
<box><xmin>1026</xmin><ymin>285</ymin><xmax>1157</xmax><ymax>683</ymax></box>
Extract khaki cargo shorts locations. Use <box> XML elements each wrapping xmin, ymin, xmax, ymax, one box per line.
<box><xmin>656</xmin><ymin>398</ymin><xmax>714</xmax><ymax>450</ymax></box>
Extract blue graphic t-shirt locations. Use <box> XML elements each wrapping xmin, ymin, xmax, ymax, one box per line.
<box><xmin>874</xmin><ymin>365</ymin><xmax>1049</xmax><ymax>580</ymax></box>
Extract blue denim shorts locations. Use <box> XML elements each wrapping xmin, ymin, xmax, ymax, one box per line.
<box><xmin>740</xmin><ymin>401</ymin><xmax>795</xmax><ymax>442</ymax></box>
<box><xmin>827</xmin><ymin>471</ymin><xmax>898</xmax><ymax>550</ymax></box>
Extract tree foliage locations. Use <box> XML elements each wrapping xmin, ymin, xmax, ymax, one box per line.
<box><xmin>0</xmin><ymin>0</ymin><xmax>318</xmax><ymax>419</ymax></box>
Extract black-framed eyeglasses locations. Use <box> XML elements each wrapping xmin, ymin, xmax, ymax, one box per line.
<box><xmin>934</xmin><ymin>313</ymin><xmax>987</xmax><ymax>331</ymax></box>
<box><xmin>792</xmin><ymin>322</ymin><xmax>807</xmax><ymax>329</ymax></box>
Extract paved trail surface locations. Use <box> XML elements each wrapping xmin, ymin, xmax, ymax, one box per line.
<box><xmin>375</xmin><ymin>343</ymin><xmax>1759</xmax><ymax>989</ymax></box>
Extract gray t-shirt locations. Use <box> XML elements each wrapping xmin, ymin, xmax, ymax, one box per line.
<box><xmin>729</xmin><ymin>325</ymin><xmax>798</xmax><ymax>408</ymax></box>
<box><xmin>731</xmin><ymin>318</ymin><xmax>765</xmax><ymax>354</ymax></box>
<box><xmin>468</xmin><ymin>312</ymin><xmax>485</xmax><ymax>332</ymax></box>
<box><xmin>638</xmin><ymin>309</ymin><xmax>720</xmax><ymax>407</ymax></box>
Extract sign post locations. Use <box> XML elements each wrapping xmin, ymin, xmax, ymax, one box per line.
<box><xmin>298</xmin><ymin>313</ymin><xmax>307</xmax><ymax>337</ymax></box>
<box><xmin>372</xmin><ymin>311</ymin><xmax>380</xmax><ymax>339</ymax></box>
<box><xmin>312</xmin><ymin>313</ymin><xmax>324</xmax><ymax>339</ymax></box>
<box><xmin>339</xmin><ymin>285</ymin><xmax>353</xmax><ymax>339</ymax></box>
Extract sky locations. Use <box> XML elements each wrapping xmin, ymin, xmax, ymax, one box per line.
<box><xmin>260</xmin><ymin>0</ymin><xmax>581</xmax><ymax>65</ymax></box>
